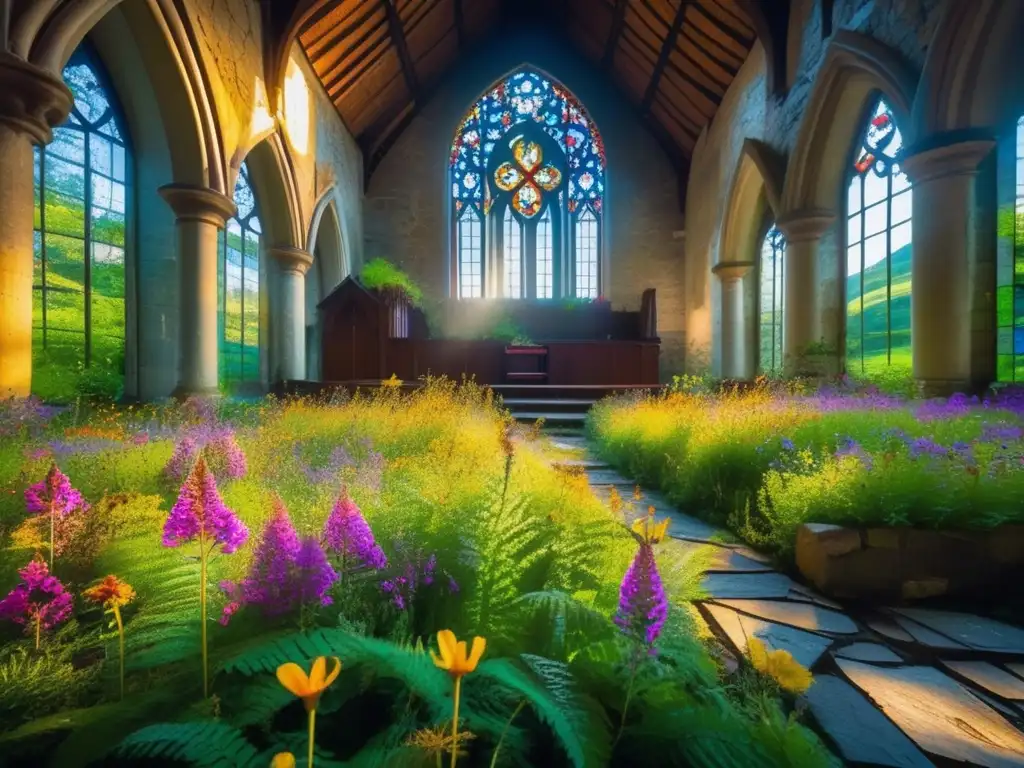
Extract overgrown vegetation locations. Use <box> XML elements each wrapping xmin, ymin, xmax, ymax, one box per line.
<box><xmin>0</xmin><ymin>382</ymin><xmax>833</xmax><ymax>766</ymax></box>
<box><xmin>359</xmin><ymin>257</ymin><xmax>425</xmax><ymax>306</ymax></box>
<box><xmin>588</xmin><ymin>379</ymin><xmax>1024</xmax><ymax>559</ymax></box>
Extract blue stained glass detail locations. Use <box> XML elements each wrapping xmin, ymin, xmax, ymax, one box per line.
<box><xmin>449</xmin><ymin>68</ymin><xmax>605</xmax><ymax>213</ymax></box>
<box><xmin>1014</xmin><ymin>326</ymin><xmax>1024</xmax><ymax>351</ymax></box>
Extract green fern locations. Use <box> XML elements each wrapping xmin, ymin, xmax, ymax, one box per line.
<box><xmin>115</xmin><ymin>721</ymin><xmax>261</xmax><ymax>766</ymax></box>
<box><xmin>476</xmin><ymin>654</ymin><xmax>610</xmax><ymax>768</ymax></box>
<box><xmin>504</xmin><ymin>590</ymin><xmax>615</xmax><ymax>659</ymax></box>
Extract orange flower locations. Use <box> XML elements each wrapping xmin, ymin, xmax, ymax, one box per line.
<box><xmin>430</xmin><ymin>629</ymin><xmax>486</xmax><ymax>679</ymax></box>
<box><xmin>276</xmin><ymin>656</ymin><xmax>342</xmax><ymax>712</ymax></box>
<box><xmin>83</xmin><ymin>575</ymin><xmax>135</xmax><ymax>608</ymax></box>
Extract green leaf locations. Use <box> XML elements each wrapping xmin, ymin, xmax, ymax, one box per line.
<box><xmin>115</xmin><ymin>721</ymin><xmax>261</xmax><ymax>766</ymax></box>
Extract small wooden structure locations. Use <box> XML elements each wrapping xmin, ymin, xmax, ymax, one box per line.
<box><xmin>317</xmin><ymin>278</ymin><xmax>660</xmax><ymax>386</ymax></box>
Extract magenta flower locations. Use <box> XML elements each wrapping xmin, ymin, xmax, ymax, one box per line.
<box><xmin>295</xmin><ymin>537</ymin><xmax>338</xmax><ymax>607</ymax></box>
<box><xmin>219</xmin><ymin>500</ymin><xmax>337</xmax><ymax>624</ymax></box>
<box><xmin>162</xmin><ymin>454</ymin><xmax>248</xmax><ymax>553</ymax></box>
<box><xmin>0</xmin><ymin>558</ymin><xmax>74</xmax><ymax>647</ymax></box>
<box><xmin>322</xmin><ymin>492</ymin><xmax>387</xmax><ymax>570</ymax></box>
<box><xmin>163</xmin><ymin>429</ymin><xmax>247</xmax><ymax>484</ymax></box>
<box><xmin>209</xmin><ymin>433</ymin><xmax>247</xmax><ymax>479</ymax></box>
<box><xmin>614</xmin><ymin>543</ymin><xmax>668</xmax><ymax>647</ymax></box>
<box><xmin>164</xmin><ymin>437</ymin><xmax>199</xmax><ymax>483</ymax></box>
<box><xmin>25</xmin><ymin>463</ymin><xmax>86</xmax><ymax>517</ymax></box>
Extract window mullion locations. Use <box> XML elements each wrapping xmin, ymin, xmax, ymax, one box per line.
<box><xmin>84</xmin><ymin>126</ymin><xmax>93</xmax><ymax>367</ymax></box>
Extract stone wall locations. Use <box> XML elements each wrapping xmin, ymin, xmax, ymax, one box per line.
<box><xmin>684</xmin><ymin>0</ymin><xmax>946</xmax><ymax>375</ymax></box>
<box><xmin>364</xmin><ymin>28</ymin><xmax>687</xmax><ymax>378</ymax></box>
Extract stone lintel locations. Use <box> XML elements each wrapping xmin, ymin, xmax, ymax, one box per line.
<box><xmin>776</xmin><ymin>208</ymin><xmax>836</xmax><ymax>242</ymax></box>
<box><xmin>902</xmin><ymin>139</ymin><xmax>995</xmax><ymax>185</ymax></box>
<box><xmin>269</xmin><ymin>246</ymin><xmax>313</xmax><ymax>276</ymax></box>
<box><xmin>158</xmin><ymin>184</ymin><xmax>237</xmax><ymax>226</ymax></box>
<box><xmin>712</xmin><ymin>260</ymin><xmax>754</xmax><ymax>281</ymax></box>
<box><xmin>0</xmin><ymin>52</ymin><xmax>74</xmax><ymax>144</ymax></box>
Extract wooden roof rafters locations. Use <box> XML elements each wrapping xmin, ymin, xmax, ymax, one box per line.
<box><xmin>287</xmin><ymin>0</ymin><xmax>775</xmax><ymax>198</ymax></box>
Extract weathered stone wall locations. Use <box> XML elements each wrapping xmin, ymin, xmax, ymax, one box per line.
<box><xmin>684</xmin><ymin>0</ymin><xmax>946</xmax><ymax>374</ymax></box>
<box><xmin>364</xmin><ymin>28</ymin><xmax>687</xmax><ymax>377</ymax></box>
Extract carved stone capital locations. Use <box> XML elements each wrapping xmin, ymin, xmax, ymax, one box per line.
<box><xmin>0</xmin><ymin>52</ymin><xmax>74</xmax><ymax>144</ymax></box>
<box><xmin>776</xmin><ymin>209</ymin><xmax>836</xmax><ymax>242</ymax></box>
<box><xmin>269</xmin><ymin>246</ymin><xmax>313</xmax><ymax>276</ymax></box>
<box><xmin>902</xmin><ymin>139</ymin><xmax>995</xmax><ymax>185</ymax></box>
<box><xmin>158</xmin><ymin>184</ymin><xmax>236</xmax><ymax>227</ymax></box>
<box><xmin>712</xmin><ymin>260</ymin><xmax>755</xmax><ymax>281</ymax></box>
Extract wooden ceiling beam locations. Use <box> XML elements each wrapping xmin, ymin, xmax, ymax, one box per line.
<box><xmin>734</xmin><ymin>0</ymin><xmax>789</xmax><ymax>96</ymax></box>
<box><xmin>381</xmin><ymin>0</ymin><xmax>421</xmax><ymax>100</ymax></box>
<box><xmin>454</xmin><ymin>0</ymin><xmax>465</xmax><ymax>48</ymax></box>
<box><xmin>601</xmin><ymin>0</ymin><xmax>628</xmax><ymax>70</ymax></box>
<box><xmin>641</xmin><ymin>0</ymin><xmax>686</xmax><ymax>113</ymax></box>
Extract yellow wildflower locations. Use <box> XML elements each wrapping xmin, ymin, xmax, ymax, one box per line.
<box><xmin>270</xmin><ymin>753</ymin><xmax>295</xmax><ymax>768</ymax></box>
<box><xmin>631</xmin><ymin>513</ymin><xmax>670</xmax><ymax>544</ymax></box>
<box><xmin>748</xmin><ymin>637</ymin><xmax>813</xmax><ymax>694</ymax></box>
<box><xmin>82</xmin><ymin>575</ymin><xmax>136</xmax><ymax>608</ymax></box>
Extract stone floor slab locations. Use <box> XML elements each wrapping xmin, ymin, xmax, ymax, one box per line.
<box><xmin>552</xmin><ymin>459</ymin><xmax>608</xmax><ymax>469</ymax></box>
<box><xmin>890</xmin><ymin>613</ymin><xmax>969</xmax><ymax>651</ymax></box>
<box><xmin>835</xmin><ymin>643</ymin><xmax>904</xmax><ymax>664</ymax></box>
<box><xmin>704</xmin><ymin>602</ymin><xmax>833</xmax><ymax>669</ymax></box>
<box><xmin>701</xmin><ymin>572</ymin><xmax>796</xmax><ymax>599</ymax></box>
<box><xmin>586</xmin><ymin>469</ymin><xmax>634</xmax><ymax>485</ymax></box>
<box><xmin>940</xmin><ymin>661</ymin><xmax>1024</xmax><ymax>701</ymax></box>
<box><xmin>868</xmin><ymin>616</ymin><xmax>916</xmax><ymax>644</ymax></box>
<box><xmin>893</xmin><ymin>609</ymin><xmax>1024</xmax><ymax>654</ymax></box>
<box><xmin>837</xmin><ymin>660</ymin><xmax>1024</xmax><ymax>768</ymax></box>
<box><xmin>803</xmin><ymin>675</ymin><xmax>934</xmax><ymax>768</ymax></box>
<box><xmin>787</xmin><ymin>584</ymin><xmax>843</xmax><ymax>610</ymax></box>
<box><xmin>714</xmin><ymin>598</ymin><xmax>859</xmax><ymax>635</ymax></box>
<box><xmin>706</xmin><ymin>549</ymin><xmax>775</xmax><ymax>573</ymax></box>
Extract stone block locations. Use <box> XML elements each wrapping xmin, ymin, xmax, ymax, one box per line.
<box><xmin>866</xmin><ymin>528</ymin><xmax>902</xmax><ymax>549</ymax></box>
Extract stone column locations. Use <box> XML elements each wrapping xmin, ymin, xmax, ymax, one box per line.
<box><xmin>902</xmin><ymin>139</ymin><xmax>995</xmax><ymax>396</ymax></box>
<box><xmin>269</xmin><ymin>246</ymin><xmax>313</xmax><ymax>382</ymax></box>
<box><xmin>712</xmin><ymin>261</ymin><xmax>753</xmax><ymax>380</ymax></box>
<box><xmin>158</xmin><ymin>185</ymin><xmax>236</xmax><ymax>398</ymax></box>
<box><xmin>777</xmin><ymin>210</ymin><xmax>836</xmax><ymax>375</ymax></box>
<box><xmin>0</xmin><ymin>54</ymin><xmax>73</xmax><ymax>398</ymax></box>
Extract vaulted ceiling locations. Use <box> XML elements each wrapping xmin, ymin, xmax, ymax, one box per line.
<box><xmin>263</xmin><ymin>0</ymin><xmax>791</xmax><ymax>189</ymax></box>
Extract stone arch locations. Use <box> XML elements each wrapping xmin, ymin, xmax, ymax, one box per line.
<box><xmin>306</xmin><ymin>188</ymin><xmax>347</xmax><ymax>289</ymax></box>
<box><xmin>781</xmin><ymin>30</ymin><xmax>918</xmax><ymax>215</ymax></box>
<box><xmin>720</xmin><ymin>139</ymin><xmax>786</xmax><ymax>265</ymax></box>
<box><xmin>19</xmin><ymin>0</ymin><xmax>224</xmax><ymax>193</ymax></box>
<box><xmin>239</xmin><ymin>133</ymin><xmax>303</xmax><ymax>250</ymax></box>
<box><xmin>912</xmin><ymin>0</ymin><xmax>1024</xmax><ymax>141</ymax></box>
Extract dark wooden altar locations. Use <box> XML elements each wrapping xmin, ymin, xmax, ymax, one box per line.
<box><xmin>317</xmin><ymin>278</ymin><xmax>660</xmax><ymax>386</ymax></box>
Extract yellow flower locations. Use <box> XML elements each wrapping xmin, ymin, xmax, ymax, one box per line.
<box><xmin>270</xmin><ymin>753</ymin><xmax>296</xmax><ymax>768</ymax></box>
<box><xmin>276</xmin><ymin>656</ymin><xmax>342</xmax><ymax>712</ymax></box>
<box><xmin>747</xmin><ymin>637</ymin><xmax>813</xmax><ymax>694</ymax></box>
<box><xmin>82</xmin><ymin>575</ymin><xmax>136</xmax><ymax>608</ymax></box>
<box><xmin>631</xmin><ymin>513</ymin><xmax>670</xmax><ymax>544</ymax></box>
<box><xmin>430</xmin><ymin>630</ymin><xmax>486</xmax><ymax>679</ymax></box>
<box><xmin>382</xmin><ymin>374</ymin><xmax>403</xmax><ymax>389</ymax></box>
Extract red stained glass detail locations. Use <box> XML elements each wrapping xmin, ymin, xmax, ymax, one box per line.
<box><xmin>854</xmin><ymin>153</ymin><xmax>875</xmax><ymax>174</ymax></box>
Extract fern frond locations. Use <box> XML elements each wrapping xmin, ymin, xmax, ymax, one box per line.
<box><xmin>504</xmin><ymin>590</ymin><xmax>615</xmax><ymax>659</ymax></box>
<box><xmin>476</xmin><ymin>655</ymin><xmax>610</xmax><ymax>768</ymax></box>
<box><xmin>115</xmin><ymin>721</ymin><xmax>261</xmax><ymax>766</ymax></box>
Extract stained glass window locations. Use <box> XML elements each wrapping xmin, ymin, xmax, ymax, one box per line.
<box><xmin>759</xmin><ymin>225</ymin><xmax>786</xmax><ymax>373</ymax></box>
<box><xmin>845</xmin><ymin>97</ymin><xmax>912</xmax><ymax>374</ymax></box>
<box><xmin>503</xmin><ymin>207</ymin><xmax>522</xmax><ymax>298</ymax></box>
<box><xmin>219</xmin><ymin>163</ymin><xmax>261</xmax><ymax>385</ymax></box>
<box><xmin>450</xmin><ymin>67</ymin><xmax>605</xmax><ymax>299</ymax></box>
<box><xmin>575</xmin><ymin>207</ymin><xmax>599</xmax><ymax>298</ymax></box>
<box><xmin>996</xmin><ymin>117</ymin><xmax>1024</xmax><ymax>381</ymax></box>
<box><xmin>32</xmin><ymin>47</ymin><xmax>128</xmax><ymax>400</ymax></box>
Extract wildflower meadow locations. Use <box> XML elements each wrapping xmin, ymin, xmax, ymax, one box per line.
<box><xmin>587</xmin><ymin>379</ymin><xmax>1024</xmax><ymax>559</ymax></box>
<box><xmin>0</xmin><ymin>381</ymin><xmax>833</xmax><ymax>767</ymax></box>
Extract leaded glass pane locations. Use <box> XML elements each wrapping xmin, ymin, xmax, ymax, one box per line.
<box><xmin>503</xmin><ymin>207</ymin><xmax>522</xmax><ymax>298</ymax></box>
<box><xmin>997</xmin><ymin>116</ymin><xmax>1024</xmax><ymax>380</ymax></box>
<box><xmin>536</xmin><ymin>208</ymin><xmax>553</xmax><ymax>299</ymax></box>
<box><xmin>845</xmin><ymin>96</ymin><xmax>912</xmax><ymax>374</ymax></box>
<box><xmin>458</xmin><ymin>206</ymin><xmax>482</xmax><ymax>298</ymax></box>
<box><xmin>759</xmin><ymin>225</ymin><xmax>786</xmax><ymax>374</ymax></box>
<box><xmin>575</xmin><ymin>207</ymin><xmax>598</xmax><ymax>299</ymax></box>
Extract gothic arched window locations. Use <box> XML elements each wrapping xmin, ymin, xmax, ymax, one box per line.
<box><xmin>449</xmin><ymin>68</ymin><xmax>605</xmax><ymax>299</ymax></box>
<box><xmin>845</xmin><ymin>97</ymin><xmax>913</xmax><ymax>374</ymax></box>
<box><xmin>996</xmin><ymin>116</ymin><xmax>1024</xmax><ymax>381</ymax></box>
<box><xmin>33</xmin><ymin>47</ymin><xmax>129</xmax><ymax>398</ymax></box>
<box><xmin>219</xmin><ymin>163</ymin><xmax>261</xmax><ymax>385</ymax></box>
<box><xmin>759</xmin><ymin>225</ymin><xmax>786</xmax><ymax>373</ymax></box>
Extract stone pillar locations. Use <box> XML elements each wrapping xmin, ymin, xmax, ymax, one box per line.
<box><xmin>777</xmin><ymin>210</ymin><xmax>836</xmax><ymax>375</ymax></box>
<box><xmin>712</xmin><ymin>261</ymin><xmax>753</xmax><ymax>380</ymax></box>
<box><xmin>0</xmin><ymin>54</ymin><xmax>73</xmax><ymax>398</ymax></box>
<box><xmin>158</xmin><ymin>185</ymin><xmax>236</xmax><ymax>398</ymax></box>
<box><xmin>902</xmin><ymin>139</ymin><xmax>995</xmax><ymax>396</ymax></box>
<box><xmin>269</xmin><ymin>246</ymin><xmax>313</xmax><ymax>382</ymax></box>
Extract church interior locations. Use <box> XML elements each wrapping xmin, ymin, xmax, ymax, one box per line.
<box><xmin>3</xmin><ymin>1</ymin><xmax>1024</xmax><ymax>766</ymax></box>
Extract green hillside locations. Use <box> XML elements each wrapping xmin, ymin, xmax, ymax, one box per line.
<box><xmin>846</xmin><ymin>243</ymin><xmax>911</xmax><ymax>373</ymax></box>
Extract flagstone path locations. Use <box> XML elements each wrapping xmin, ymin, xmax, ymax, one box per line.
<box><xmin>548</xmin><ymin>435</ymin><xmax>1024</xmax><ymax>768</ymax></box>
